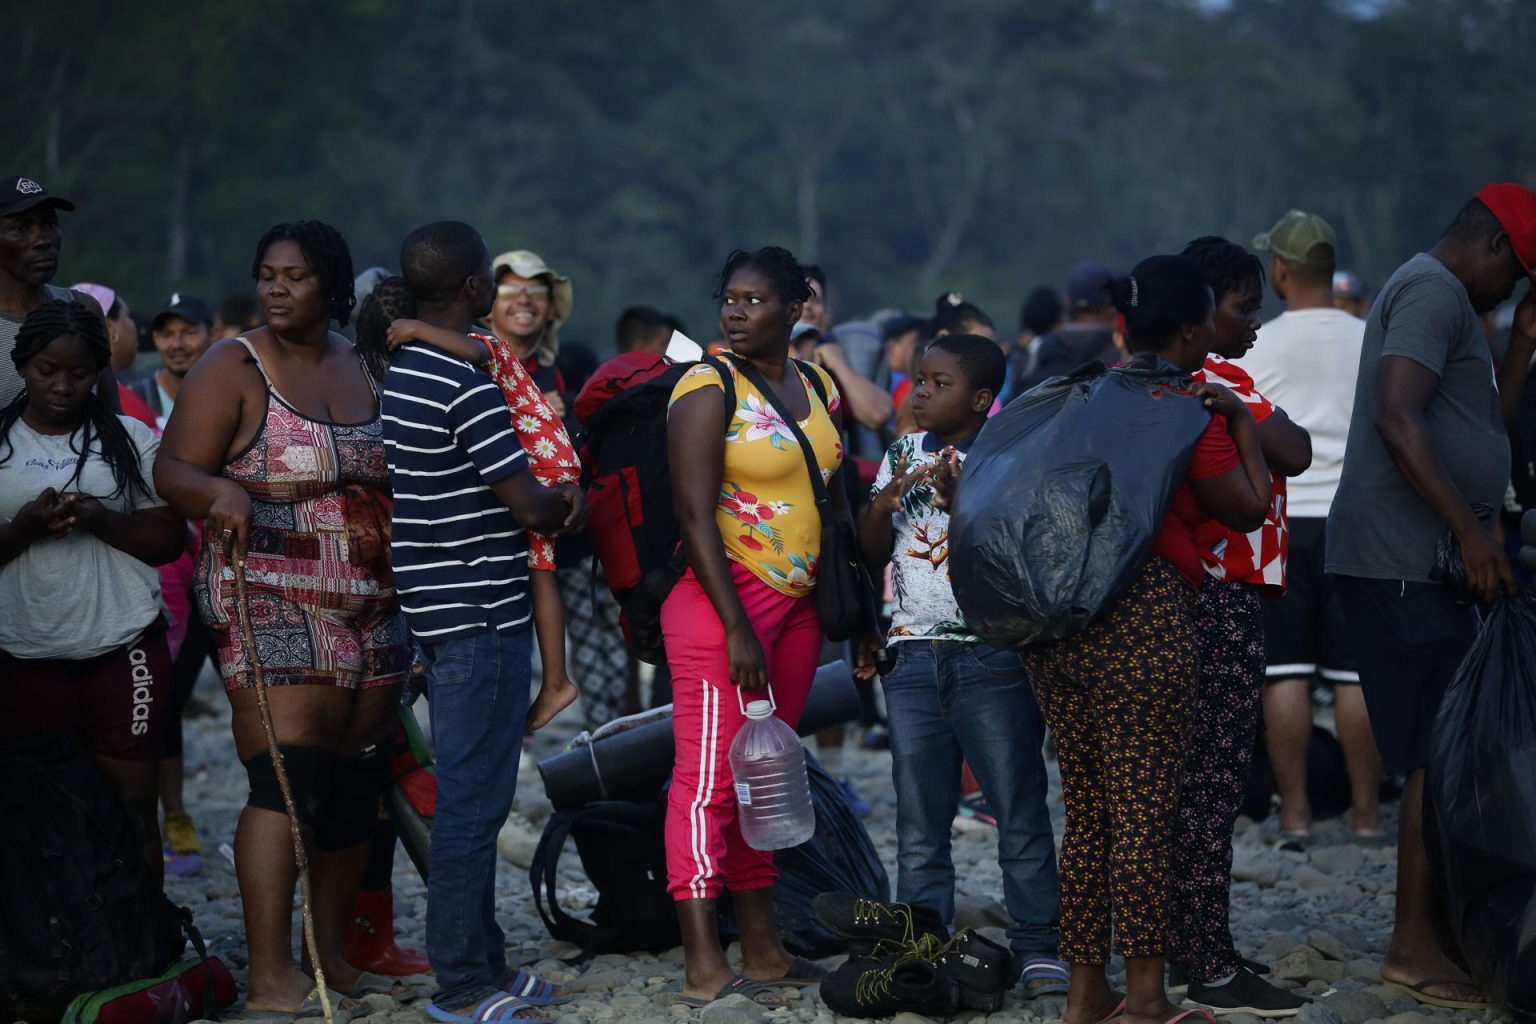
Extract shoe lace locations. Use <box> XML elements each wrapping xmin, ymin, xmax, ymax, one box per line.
<box><xmin>852</xmin><ymin>934</ymin><xmax>955</xmax><ymax>1004</ymax></box>
<box><xmin>852</xmin><ymin>898</ymin><xmax>919</xmax><ymax>943</ymax></box>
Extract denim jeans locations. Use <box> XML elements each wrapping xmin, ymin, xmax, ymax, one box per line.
<box><xmin>422</xmin><ymin>626</ymin><xmax>531</xmax><ymax>1010</ymax></box>
<box><xmin>880</xmin><ymin>639</ymin><xmax>1061</xmax><ymax>959</ymax></box>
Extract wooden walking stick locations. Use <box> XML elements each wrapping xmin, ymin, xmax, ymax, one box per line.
<box><xmin>231</xmin><ymin>547</ymin><xmax>336</xmax><ymax>1024</ymax></box>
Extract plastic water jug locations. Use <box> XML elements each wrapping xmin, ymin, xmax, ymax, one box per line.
<box><xmin>728</xmin><ymin>685</ymin><xmax>816</xmax><ymax>850</ymax></box>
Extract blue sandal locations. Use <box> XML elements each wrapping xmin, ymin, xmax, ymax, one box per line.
<box><xmin>426</xmin><ymin>991</ymin><xmax>552</xmax><ymax>1023</ymax></box>
<box><xmin>501</xmin><ymin>968</ymin><xmax>573</xmax><ymax>1006</ymax></box>
<box><xmin>1019</xmin><ymin>956</ymin><xmax>1070</xmax><ymax>997</ymax></box>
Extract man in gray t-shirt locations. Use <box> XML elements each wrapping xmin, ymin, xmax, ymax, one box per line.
<box><xmin>1326</xmin><ymin>184</ymin><xmax>1536</xmax><ymax>1009</ymax></box>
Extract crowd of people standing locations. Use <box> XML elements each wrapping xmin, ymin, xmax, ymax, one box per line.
<box><xmin>2</xmin><ymin>167</ymin><xmax>1535</xmax><ymax>1023</ymax></box>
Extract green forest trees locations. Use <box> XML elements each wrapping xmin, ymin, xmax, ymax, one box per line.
<box><xmin>5</xmin><ymin>0</ymin><xmax>1533</xmax><ymax>345</ymax></box>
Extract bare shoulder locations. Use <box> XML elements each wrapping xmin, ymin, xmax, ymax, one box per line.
<box><xmin>182</xmin><ymin>336</ymin><xmax>267</xmax><ymax>398</ymax></box>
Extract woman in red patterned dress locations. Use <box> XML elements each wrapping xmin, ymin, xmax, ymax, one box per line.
<box><xmin>155</xmin><ymin>222</ymin><xmax>407</xmax><ymax>1017</ymax></box>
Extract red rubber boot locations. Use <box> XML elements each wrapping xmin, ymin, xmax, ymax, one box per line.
<box><xmin>345</xmin><ymin>887</ymin><xmax>432</xmax><ymax>976</ymax></box>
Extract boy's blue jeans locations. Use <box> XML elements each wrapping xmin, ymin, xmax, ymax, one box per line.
<box><xmin>421</xmin><ymin>626</ymin><xmax>531</xmax><ymax>1010</ymax></box>
<box><xmin>880</xmin><ymin>639</ymin><xmax>1061</xmax><ymax>959</ymax></box>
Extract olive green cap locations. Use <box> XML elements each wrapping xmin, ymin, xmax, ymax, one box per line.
<box><xmin>1253</xmin><ymin>210</ymin><xmax>1338</xmax><ymax>267</ymax></box>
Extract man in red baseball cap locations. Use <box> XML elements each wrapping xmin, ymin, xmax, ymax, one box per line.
<box><xmin>1477</xmin><ymin>181</ymin><xmax>1536</xmax><ymax>287</ymax></box>
<box><xmin>1327</xmin><ymin>184</ymin><xmax>1536</xmax><ymax>1010</ymax></box>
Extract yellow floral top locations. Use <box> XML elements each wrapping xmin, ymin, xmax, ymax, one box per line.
<box><xmin>669</xmin><ymin>358</ymin><xmax>844</xmax><ymax>597</ymax></box>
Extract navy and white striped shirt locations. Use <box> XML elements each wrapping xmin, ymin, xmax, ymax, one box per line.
<box><xmin>383</xmin><ymin>344</ymin><xmax>530</xmax><ymax>643</ymax></box>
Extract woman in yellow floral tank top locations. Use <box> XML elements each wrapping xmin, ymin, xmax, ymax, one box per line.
<box><xmin>662</xmin><ymin>248</ymin><xmax>848</xmax><ymax>1008</ymax></box>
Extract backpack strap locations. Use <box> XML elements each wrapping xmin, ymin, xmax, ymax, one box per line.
<box><xmin>528</xmin><ymin>810</ymin><xmax>613</xmax><ymax>961</ymax></box>
<box><xmin>793</xmin><ymin>358</ymin><xmax>831</xmax><ymax>411</ymax></box>
<box><xmin>176</xmin><ymin>904</ymin><xmax>220</xmax><ymax>1021</ymax></box>
<box><xmin>725</xmin><ymin>356</ymin><xmax>835</xmax><ymax>515</ymax></box>
<box><xmin>700</xmin><ymin>353</ymin><xmax>736</xmax><ymax>419</ymax></box>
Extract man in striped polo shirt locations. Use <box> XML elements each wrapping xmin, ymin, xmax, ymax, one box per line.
<box><xmin>383</xmin><ymin>221</ymin><xmax>587</xmax><ymax>1023</ymax></box>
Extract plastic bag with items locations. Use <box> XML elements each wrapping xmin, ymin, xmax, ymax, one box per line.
<box><xmin>1427</xmin><ymin>595</ymin><xmax>1536</xmax><ymax>1020</ymax></box>
<box><xmin>950</xmin><ymin>360</ymin><xmax>1212</xmax><ymax>649</ymax></box>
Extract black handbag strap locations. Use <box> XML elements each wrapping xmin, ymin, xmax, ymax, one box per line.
<box><xmin>721</xmin><ymin>354</ymin><xmax>835</xmax><ymax>511</ymax></box>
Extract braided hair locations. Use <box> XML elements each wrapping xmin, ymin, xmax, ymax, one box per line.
<box><xmin>354</xmin><ymin>275</ymin><xmax>417</xmax><ymax>382</ymax></box>
<box><xmin>713</xmin><ymin>247</ymin><xmax>813</xmax><ymax>307</ymax></box>
<box><xmin>0</xmin><ymin>299</ymin><xmax>152</xmax><ymax>504</ymax></box>
<box><xmin>251</xmin><ymin>220</ymin><xmax>358</xmax><ymax>327</ymax></box>
<box><xmin>1180</xmin><ymin>236</ymin><xmax>1265</xmax><ymax>304</ymax></box>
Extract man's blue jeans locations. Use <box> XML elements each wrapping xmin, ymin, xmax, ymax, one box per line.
<box><xmin>880</xmin><ymin>639</ymin><xmax>1061</xmax><ymax>959</ymax></box>
<box><xmin>422</xmin><ymin>626</ymin><xmax>531</xmax><ymax>1010</ymax></box>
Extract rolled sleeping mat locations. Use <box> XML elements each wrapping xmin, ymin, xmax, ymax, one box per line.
<box><xmin>538</xmin><ymin>658</ymin><xmax>864</xmax><ymax>811</ymax></box>
<box><xmin>386</xmin><ymin>703</ymin><xmax>436</xmax><ymax>881</ymax></box>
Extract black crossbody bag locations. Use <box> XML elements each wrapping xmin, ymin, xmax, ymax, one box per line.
<box><xmin>725</xmin><ymin>355</ymin><xmax>878</xmax><ymax>641</ymax></box>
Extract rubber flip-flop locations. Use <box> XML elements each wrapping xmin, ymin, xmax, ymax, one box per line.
<box><xmin>1091</xmin><ymin>997</ymin><xmax>1127</xmax><ymax>1024</ymax></box>
<box><xmin>758</xmin><ymin>956</ymin><xmax>827</xmax><ymax>988</ymax></box>
<box><xmin>425</xmin><ymin>991</ymin><xmax>552</xmax><ymax>1023</ymax></box>
<box><xmin>347</xmin><ymin>970</ymin><xmax>421</xmax><ymax>998</ymax></box>
<box><xmin>243</xmin><ymin>985</ymin><xmax>362</xmax><ymax>1021</ymax></box>
<box><xmin>1164</xmin><ymin>1011</ymin><xmax>1218</xmax><ymax>1024</ymax></box>
<box><xmin>502</xmin><ymin>969</ymin><xmax>573</xmax><ymax>1006</ymax></box>
<box><xmin>1382</xmin><ymin>977</ymin><xmax>1489</xmax><ymax>1010</ymax></box>
<box><xmin>672</xmin><ymin>975</ymin><xmax>789</xmax><ymax>1009</ymax></box>
<box><xmin>1020</xmin><ymin>956</ymin><xmax>1070</xmax><ymax>997</ymax></box>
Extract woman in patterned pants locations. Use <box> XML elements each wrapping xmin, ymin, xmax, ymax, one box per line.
<box><xmin>1022</xmin><ymin>256</ymin><xmax>1272</xmax><ymax>1024</ymax></box>
<box><xmin>1167</xmin><ymin>237</ymin><xmax>1310</xmax><ymax>1017</ymax></box>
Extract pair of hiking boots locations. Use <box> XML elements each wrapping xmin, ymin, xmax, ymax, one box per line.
<box><xmin>813</xmin><ymin>893</ymin><xmax>1016</xmax><ymax>1018</ymax></box>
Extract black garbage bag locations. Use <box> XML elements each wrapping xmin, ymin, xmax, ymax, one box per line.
<box><xmin>1426</xmin><ymin>595</ymin><xmax>1536</xmax><ymax>1021</ymax></box>
<box><xmin>719</xmin><ymin>752</ymin><xmax>889</xmax><ymax>958</ymax></box>
<box><xmin>950</xmin><ymin>360</ymin><xmax>1212</xmax><ymax>649</ymax></box>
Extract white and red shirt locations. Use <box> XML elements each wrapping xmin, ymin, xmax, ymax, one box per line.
<box><xmin>1191</xmin><ymin>354</ymin><xmax>1289</xmax><ymax>593</ymax></box>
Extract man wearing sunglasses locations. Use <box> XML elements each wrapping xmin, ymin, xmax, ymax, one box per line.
<box><xmin>488</xmin><ymin>249</ymin><xmax>573</xmax><ymax>417</ymax></box>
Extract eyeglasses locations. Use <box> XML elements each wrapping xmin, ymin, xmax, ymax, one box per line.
<box><xmin>497</xmin><ymin>282</ymin><xmax>550</xmax><ymax>298</ymax></box>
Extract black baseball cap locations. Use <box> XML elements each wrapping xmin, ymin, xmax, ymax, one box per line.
<box><xmin>151</xmin><ymin>292</ymin><xmax>213</xmax><ymax>330</ymax></box>
<box><xmin>0</xmin><ymin>176</ymin><xmax>76</xmax><ymax>218</ymax></box>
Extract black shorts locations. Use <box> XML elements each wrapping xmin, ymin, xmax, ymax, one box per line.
<box><xmin>1335</xmin><ymin>575</ymin><xmax>1478</xmax><ymax>775</ymax></box>
<box><xmin>0</xmin><ymin>616</ymin><xmax>174</xmax><ymax>760</ymax></box>
<box><xmin>1262</xmin><ymin>517</ymin><xmax>1358</xmax><ymax>683</ymax></box>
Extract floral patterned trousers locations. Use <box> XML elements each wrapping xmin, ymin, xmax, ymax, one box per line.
<box><xmin>1026</xmin><ymin>558</ymin><xmax>1197</xmax><ymax>962</ymax></box>
<box><xmin>1168</xmin><ymin>578</ymin><xmax>1266</xmax><ymax>983</ymax></box>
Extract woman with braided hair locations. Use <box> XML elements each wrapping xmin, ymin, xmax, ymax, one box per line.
<box><xmin>0</xmin><ymin>298</ymin><xmax>185</xmax><ymax>878</ymax></box>
<box><xmin>155</xmin><ymin>221</ymin><xmax>409</xmax><ymax>1017</ymax></box>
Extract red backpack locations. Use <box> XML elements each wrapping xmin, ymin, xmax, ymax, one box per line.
<box><xmin>574</xmin><ymin>352</ymin><xmax>733</xmax><ymax>663</ymax></box>
<box><xmin>575</xmin><ymin>352</ymin><xmax>833</xmax><ymax>664</ymax></box>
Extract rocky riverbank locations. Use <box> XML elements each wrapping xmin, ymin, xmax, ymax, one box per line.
<box><xmin>166</xmin><ymin>670</ymin><xmax>1507</xmax><ymax>1024</ymax></box>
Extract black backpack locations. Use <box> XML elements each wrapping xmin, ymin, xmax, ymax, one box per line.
<box><xmin>528</xmin><ymin>793</ymin><xmax>681</xmax><ymax>956</ymax></box>
<box><xmin>0</xmin><ymin>736</ymin><xmax>192</xmax><ymax>1021</ymax></box>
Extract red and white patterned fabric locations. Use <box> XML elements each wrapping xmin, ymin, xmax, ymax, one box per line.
<box><xmin>472</xmin><ymin>333</ymin><xmax>580</xmax><ymax>571</ymax></box>
<box><xmin>1191</xmin><ymin>354</ymin><xmax>1289</xmax><ymax>594</ymax></box>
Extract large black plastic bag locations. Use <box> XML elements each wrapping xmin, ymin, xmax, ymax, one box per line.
<box><xmin>719</xmin><ymin>752</ymin><xmax>889</xmax><ymax>957</ymax></box>
<box><xmin>1427</xmin><ymin>596</ymin><xmax>1536</xmax><ymax>1020</ymax></box>
<box><xmin>950</xmin><ymin>362</ymin><xmax>1212</xmax><ymax>649</ymax></box>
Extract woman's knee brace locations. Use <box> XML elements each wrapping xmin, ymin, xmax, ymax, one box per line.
<box><xmin>315</xmin><ymin>743</ymin><xmax>391</xmax><ymax>852</ymax></box>
<box><xmin>244</xmin><ymin>745</ymin><xmax>333</xmax><ymax>827</ymax></box>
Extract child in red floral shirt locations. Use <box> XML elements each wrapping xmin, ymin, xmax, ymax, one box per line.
<box><xmin>384</xmin><ymin>318</ymin><xmax>581</xmax><ymax>730</ymax></box>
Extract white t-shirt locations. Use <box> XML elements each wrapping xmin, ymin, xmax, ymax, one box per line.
<box><xmin>0</xmin><ymin>415</ymin><xmax>167</xmax><ymax>659</ymax></box>
<box><xmin>869</xmin><ymin>431</ymin><xmax>980</xmax><ymax>644</ymax></box>
<box><xmin>1240</xmin><ymin>308</ymin><xmax>1366</xmax><ymax>519</ymax></box>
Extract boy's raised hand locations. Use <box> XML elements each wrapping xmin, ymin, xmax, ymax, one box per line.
<box><xmin>930</xmin><ymin>450</ymin><xmax>962</xmax><ymax>510</ymax></box>
<box><xmin>872</xmin><ymin>455</ymin><xmax>933</xmax><ymax>517</ymax></box>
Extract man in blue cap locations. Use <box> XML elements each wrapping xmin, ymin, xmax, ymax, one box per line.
<box><xmin>1013</xmin><ymin>260</ymin><xmax>1123</xmax><ymax>395</ymax></box>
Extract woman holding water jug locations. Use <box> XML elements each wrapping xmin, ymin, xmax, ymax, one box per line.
<box><xmin>663</xmin><ymin>247</ymin><xmax>853</xmax><ymax>1009</ymax></box>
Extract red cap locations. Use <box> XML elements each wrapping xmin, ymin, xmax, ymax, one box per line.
<box><xmin>1477</xmin><ymin>182</ymin><xmax>1536</xmax><ymax>285</ymax></box>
